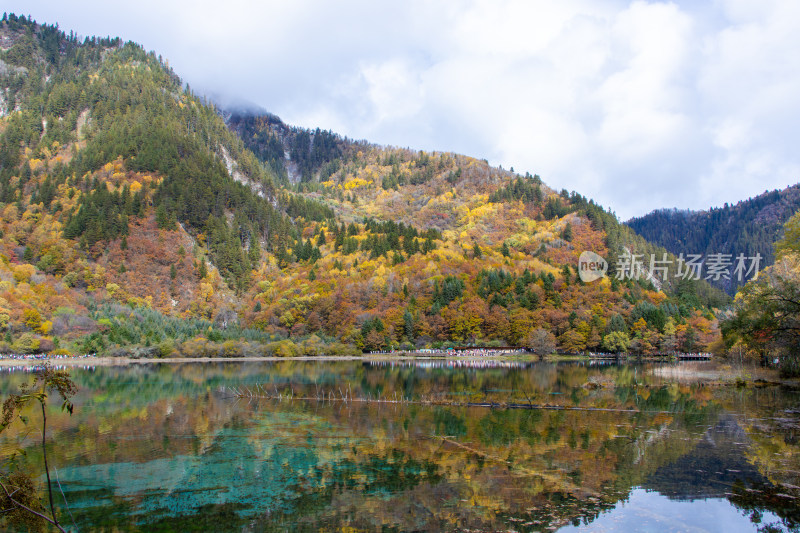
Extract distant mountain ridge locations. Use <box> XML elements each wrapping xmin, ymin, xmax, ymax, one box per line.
<box><xmin>224</xmin><ymin>110</ymin><xmax>368</xmax><ymax>186</ymax></box>
<box><xmin>626</xmin><ymin>184</ymin><xmax>800</xmax><ymax>294</ymax></box>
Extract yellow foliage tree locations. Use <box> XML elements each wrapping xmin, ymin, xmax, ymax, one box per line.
<box><xmin>13</xmin><ymin>264</ymin><xmax>35</xmax><ymax>284</ymax></box>
<box><xmin>199</xmin><ymin>282</ymin><xmax>214</xmax><ymax>302</ymax></box>
<box><xmin>13</xmin><ymin>333</ymin><xmax>40</xmax><ymax>353</ymax></box>
<box><xmin>23</xmin><ymin>308</ymin><xmax>43</xmax><ymax>332</ymax></box>
<box><xmin>0</xmin><ymin>297</ymin><xmax>10</xmax><ymax>330</ymax></box>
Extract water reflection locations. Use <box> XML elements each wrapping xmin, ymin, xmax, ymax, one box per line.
<box><xmin>558</xmin><ymin>489</ymin><xmax>784</xmax><ymax>532</ymax></box>
<box><xmin>0</xmin><ymin>364</ymin><xmax>98</xmax><ymax>374</ymax></box>
<box><xmin>0</xmin><ymin>361</ymin><xmax>797</xmax><ymax>532</ymax></box>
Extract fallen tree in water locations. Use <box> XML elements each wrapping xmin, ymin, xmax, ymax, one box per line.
<box><xmin>228</xmin><ymin>384</ymin><xmax>661</xmax><ymax>414</ymax></box>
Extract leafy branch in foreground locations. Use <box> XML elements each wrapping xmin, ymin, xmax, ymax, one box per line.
<box><xmin>1</xmin><ymin>365</ymin><xmax>77</xmax><ymax>532</ymax></box>
<box><xmin>722</xmin><ymin>209</ymin><xmax>800</xmax><ymax>377</ymax></box>
<box><xmin>722</xmin><ymin>263</ymin><xmax>800</xmax><ymax>377</ymax></box>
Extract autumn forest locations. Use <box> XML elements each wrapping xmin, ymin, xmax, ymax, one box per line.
<box><xmin>0</xmin><ymin>13</ymin><xmax>792</xmax><ymax>369</ymax></box>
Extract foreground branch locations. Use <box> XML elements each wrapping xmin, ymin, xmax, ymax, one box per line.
<box><xmin>0</xmin><ymin>480</ymin><xmax>68</xmax><ymax>533</ymax></box>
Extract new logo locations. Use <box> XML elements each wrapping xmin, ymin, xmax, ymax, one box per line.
<box><xmin>578</xmin><ymin>251</ymin><xmax>607</xmax><ymax>283</ymax></box>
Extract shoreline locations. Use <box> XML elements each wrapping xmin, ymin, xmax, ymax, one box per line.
<box><xmin>0</xmin><ymin>351</ymin><xmax>713</xmax><ymax>367</ymax></box>
<box><xmin>0</xmin><ymin>354</ymin><xmax>537</xmax><ymax>367</ymax></box>
<box><xmin>0</xmin><ymin>352</ymin><xmax>699</xmax><ymax>368</ymax></box>
<box><xmin>2</xmin><ymin>355</ymin><xmax>795</xmax><ymax>388</ymax></box>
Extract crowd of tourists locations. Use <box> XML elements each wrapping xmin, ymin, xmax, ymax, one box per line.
<box><xmin>368</xmin><ymin>359</ymin><xmax>530</xmax><ymax>369</ymax></box>
<box><xmin>367</xmin><ymin>347</ymin><xmax>523</xmax><ymax>357</ymax></box>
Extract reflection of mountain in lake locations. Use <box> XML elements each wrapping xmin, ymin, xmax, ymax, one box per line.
<box><xmin>643</xmin><ymin>415</ymin><xmax>768</xmax><ymax>500</ymax></box>
<box><xmin>4</xmin><ymin>362</ymin><xmax>798</xmax><ymax>531</ymax></box>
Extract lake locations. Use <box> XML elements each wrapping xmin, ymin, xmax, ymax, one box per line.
<box><xmin>1</xmin><ymin>360</ymin><xmax>798</xmax><ymax>532</ymax></box>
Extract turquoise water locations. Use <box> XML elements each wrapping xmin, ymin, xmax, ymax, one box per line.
<box><xmin>0</xmin><ymin>360</ymin><xmax>798</xmax><ymax>531</ymax></box>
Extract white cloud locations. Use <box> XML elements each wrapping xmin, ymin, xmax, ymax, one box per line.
<box><xmin>360</xmin><ymin>60</ymin><xmax>425</xmax><ymax>123</ymax></box>
<box><xmin>695</xmin><ymin>0</ymin><xmax>800</xmax><ymax>209</ymax></box>
<box><xmin>11</xmin><ymin>0</ymin><xmax>800</xmax><ymax>219</ymax></box>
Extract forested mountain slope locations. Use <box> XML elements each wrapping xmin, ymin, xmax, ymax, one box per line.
<box><xmin>626</xmin><ymin>184</ymin><xmax>800</xmax><ymax>294</ymax></box>
<box><xmin>226</xmin><ymin>108</ymin><xmax>730</xmax><ymax>354</ymax></box>
<box><xmin>0</xmin><ymin>13</ymin><xmax>726</xmax><ymax>357</ymax></box>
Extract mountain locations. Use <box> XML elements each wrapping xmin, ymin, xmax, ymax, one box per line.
<box><xmin>0</xmin><ymin>13</ymin><xmax>727</xmax><ymax>357</ymax></box>
<box><xmin>626</xmin><ymin>184</ymin><xmax>800</xmax><ymax>294</ymax></box>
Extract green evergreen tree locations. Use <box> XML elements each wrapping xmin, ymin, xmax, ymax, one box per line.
<box><xmin>562</xmin><ymin>222</ymin><xmax>573</xmax><ymax>241</ymax></box>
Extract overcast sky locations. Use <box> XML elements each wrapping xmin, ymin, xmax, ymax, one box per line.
<box><xmin>9</xmin><ymin>0</ymin><xmax>800</xmax><ymax>219</ymax></box>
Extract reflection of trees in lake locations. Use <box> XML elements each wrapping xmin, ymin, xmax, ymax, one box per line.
<box><xmin>729</xmin><ymin>482</ymin><xmax>800</xmax><ymax>533</ymax></box>
<box><xmin>1</xmin><ymin>362</ymin><xmax>798</xmax><ymax>531</ymax></box>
